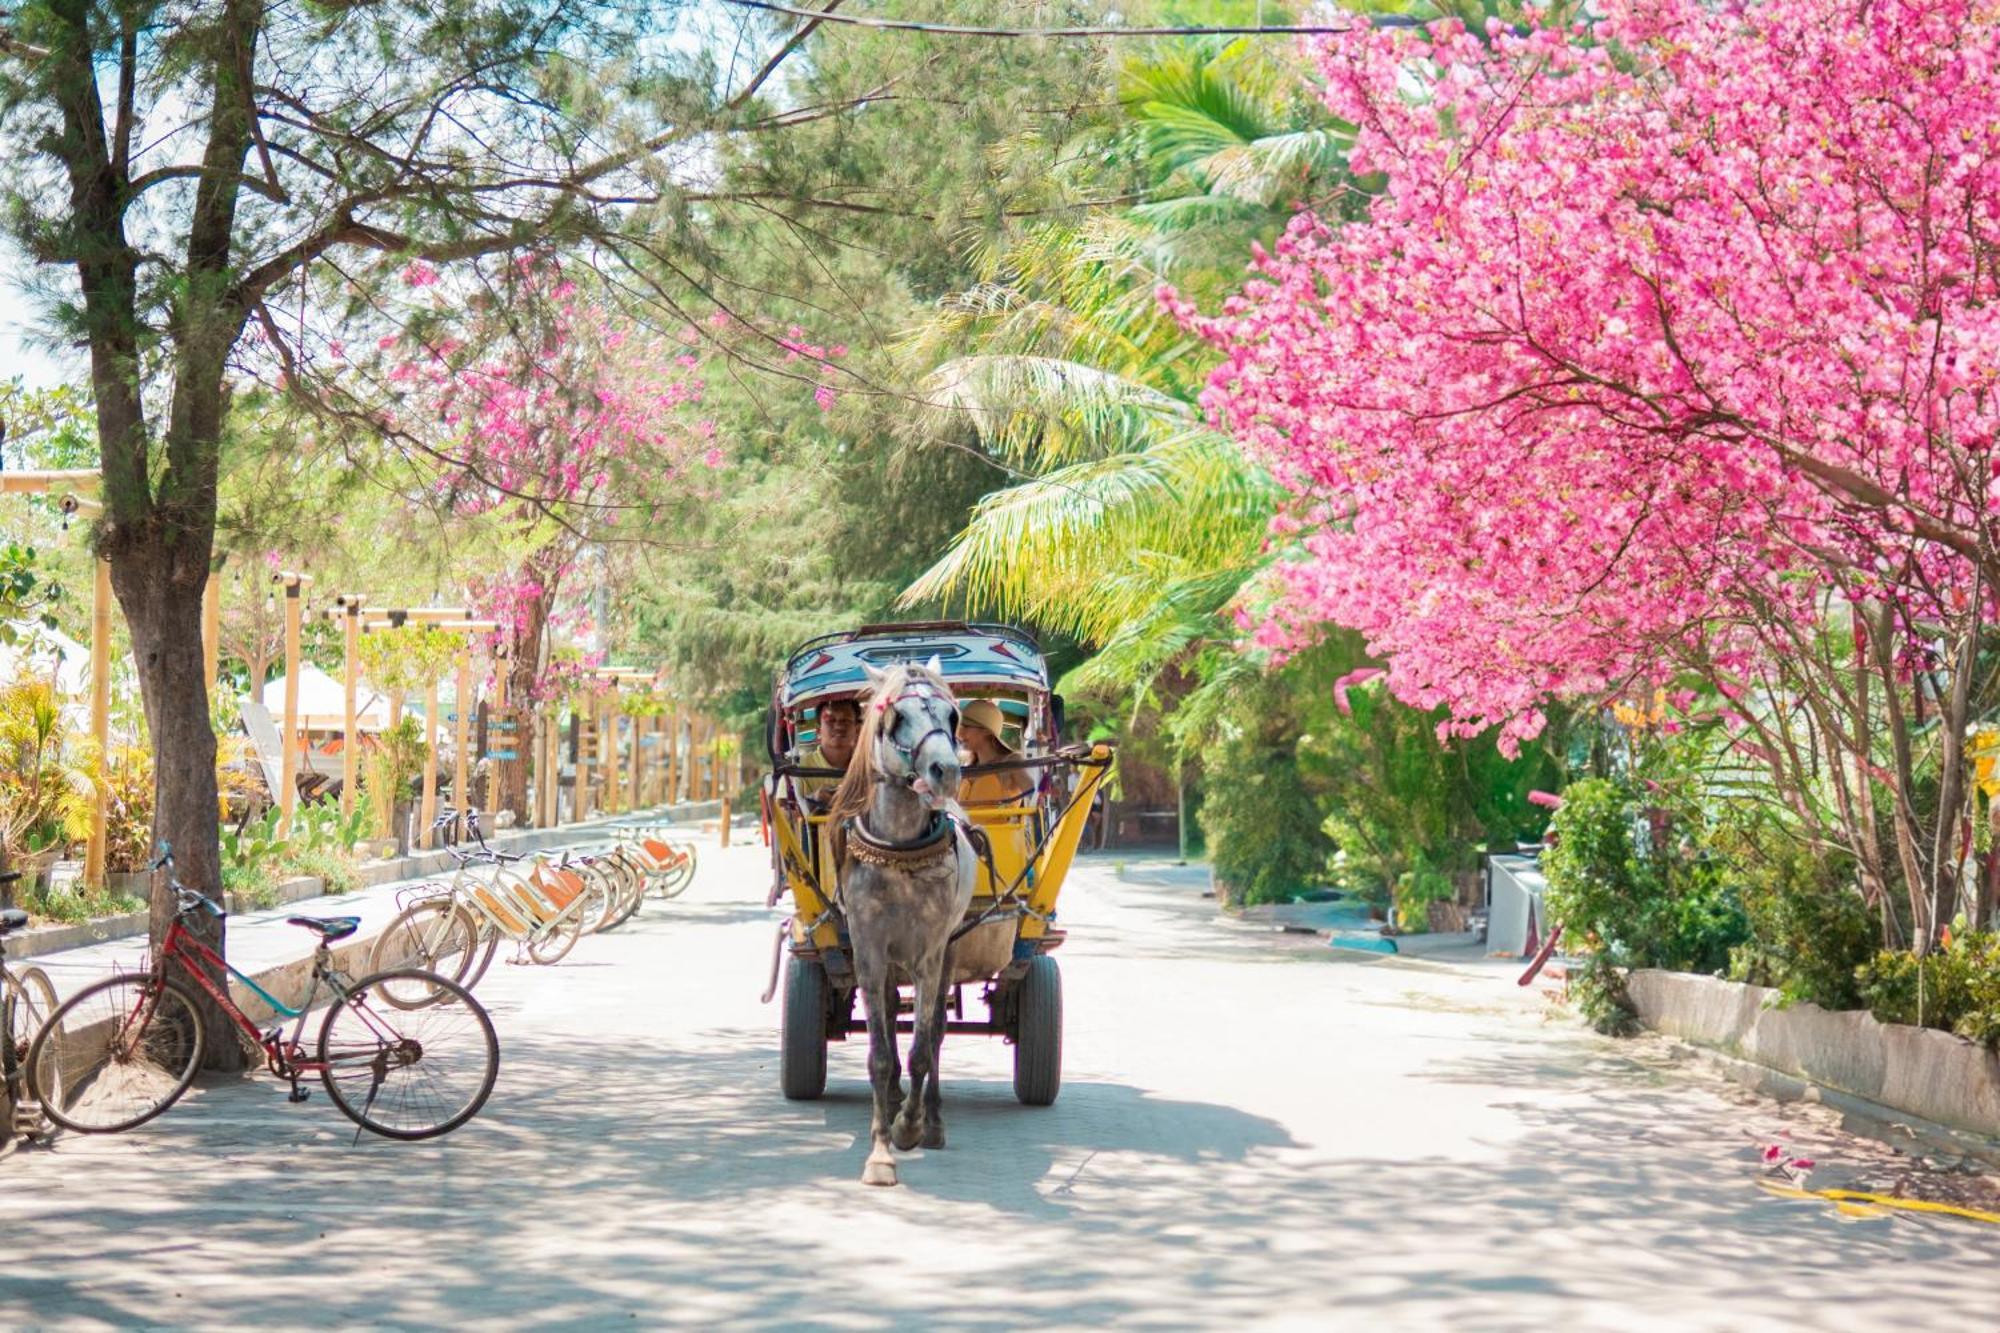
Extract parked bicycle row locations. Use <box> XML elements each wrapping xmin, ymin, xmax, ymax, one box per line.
<box><xmin>0</xmin><ymin>812</ymin><xmax>699</xmax><ymax>1147</ymax></box>
<box><xmin>366</xmin><ymin>808</ymin><xmax>697</xmax><ymax>997</ymax></box>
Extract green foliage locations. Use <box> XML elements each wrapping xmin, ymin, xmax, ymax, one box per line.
<box><xmin>19</xmin><ymin>874</ymin><xmax>142</xmax><ymax>925</ymax></box>
<box><xmin>0</xmin><ymin>543</ymin><xmax>62</xmax><ymax>643</ymax></box>
<box><xmin>0</xmin><ymin>676</ymin><xmax>96</xmax><ymax>857</ymax></box>
<box><xmin>222</xmin><ymin>801</ymin><xmax>366</xmax><ymax>908</ymax></box>
<box><xmin>1543</xmin><ymin>777</ymin><xmax>1749</xmax><ymax>990</ymax></box>
<box><xmin>357</xmin><ymin>628</ymin><xmax>462</xmax><ymax>697</ymax></box>
<box><xmin>1191</xmin><ymin>635</ymin><xmax>1563</xmax><ymax>920</ymax></box>
<box><xmin>1391</xmin><ymin>865</ymin><xmax>1455</xmax><ymax>933</ymax></box>
<box><xmin>1714</xmin><ymin>812</ymin><xmax>1876</xmax><ymax>1010</ymax></box>
<box><xmin>101</xmin><ymin>746</ymin><xmax>156</xmax><ymax>875</ymax></box>
<box><xmin>1858</xmin><ymin>930</ymin><xmax>2000</xmax><ymax>1046</ymax></box>
<box><xmin>1199</xmin><ymin>717</ymin><xmax>1334</xmax><ymax>906</ymax></box>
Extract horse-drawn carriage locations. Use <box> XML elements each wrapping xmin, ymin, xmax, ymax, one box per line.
<box><xmin>763</xmin><ymin>622</ymin><xmax>1113</xmax><ymax>1109</ymax></box>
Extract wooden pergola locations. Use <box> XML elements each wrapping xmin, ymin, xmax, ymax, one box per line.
<box><xmin>0</xmin><ymin>471</ymin><xmax>222</xmax><ymax>887</ymax></box>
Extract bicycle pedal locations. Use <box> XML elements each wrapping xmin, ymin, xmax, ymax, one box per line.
<box><xmin>287</xmin><ymin>1086</ymin><xmax>311</xmax><ymax>1103</ymax></box>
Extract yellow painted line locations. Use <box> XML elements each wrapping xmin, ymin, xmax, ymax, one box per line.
<box><xmin>1758</xmin><ymin>1178</ymin><xmax>2000</xmax><ymax>1225</ymax></box>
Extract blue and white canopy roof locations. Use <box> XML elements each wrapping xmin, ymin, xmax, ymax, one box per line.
<box><xmin>777</xmin><ymin>622</ymin><xmax>1049</xmax><ymax>711</ymax></box>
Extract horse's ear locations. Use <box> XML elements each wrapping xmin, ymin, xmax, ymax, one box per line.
<box><xmin>863</xmin><ymin>663</ymin><xmax>889</xmax><ymax>688</ymax></box>
<box><xmin>923</xmin><ymin>654</ymin><xmax>942</xmax><ymax>678</ymax></box>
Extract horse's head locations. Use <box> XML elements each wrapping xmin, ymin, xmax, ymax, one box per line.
<box><xmin>854</xmin><ymin>657</ymin><xmax>963</xmax><ymax>809</ymax></box>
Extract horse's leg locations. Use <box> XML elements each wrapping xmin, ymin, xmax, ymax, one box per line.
<box><xmin>919</xmin><ymin>982</ymin><xmax>949</xmax><ymax>1149</ymax></box>
<box><xmin>862</xmin><ymin>974</ymin><xmax>900</xmax><ymax>1187</ymax></box>
<box><xmin>893</xmin><ymin>954</ymin><xmax>944</xmax><ymax>1151</ymax></box>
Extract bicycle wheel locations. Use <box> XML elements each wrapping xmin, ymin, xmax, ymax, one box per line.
<box><xmin>7</xmin><ymin>966</ymin><xmax>61</xmax><ymax>1113</ymax></box>
<box><xmin>369</xmin><ymin>900</ymin><xmax>480</xmax><ymax>1008</ymax></box>
<box><xmin>318</xmin><ymin>969</ymin><xmax>499</xmax><ymax>1140</ymax></box>
<box><xmin>459</xmin><ymin>919</ymin><xmax>503</xmax><ymax>991</ymax></box>
<box><xmin>585</xmin><ymin>863</ymin><xmax>627</xmax><ymax>933</ymax></box>
<box><xmin>29</xmin><ymin>974</ymin><xmax>205</xmax><ymax>1134</ymax></box>
<box><xmin>603</xmin><ymin>856</ymin><xmax>647</xmax><ymax>930</ymax></box>
<box><xmin>574</xmin><ymin>869</ymin><xmax>613</xmax><ymax>935</ymax></box>
<box><xmin>525</xmin><ymin>895</ymin><xmax>584</xmax><ymax>964</ymax></box>
<box><xmin>660</xmin><ymin>845</ymin><xmax>697</xmax><ymax>899</ymax></box>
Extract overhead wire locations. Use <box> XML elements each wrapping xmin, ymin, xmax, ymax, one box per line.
<box><xmin>715</xmin><ymin>0</ymin><xmax>1422</xmax><ymax>39</ymax></box>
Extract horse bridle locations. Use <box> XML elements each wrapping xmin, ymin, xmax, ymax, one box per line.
<box><xmin>874</xmin><ymin>679</ymin><xmax>959</xmax><ymax>788</ymax></box>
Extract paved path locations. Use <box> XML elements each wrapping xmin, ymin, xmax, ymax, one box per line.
<box><xmin>4</xmin><ymin>844</ymin><xmax>1995</xmax><ymax>1330</ymax></box>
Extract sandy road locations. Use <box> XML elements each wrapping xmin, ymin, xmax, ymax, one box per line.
<box><xmin>3</xmin><ymin>842</ymin><xmax>1993</xmax><ymax>1330</ymax></box>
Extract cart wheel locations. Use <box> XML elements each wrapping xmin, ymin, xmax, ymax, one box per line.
<box><xmin>1012</xmin><ymin>954</ymin><xmax>1062</xmax><ymax>1106</ymax></box>
<box><xmin>780</xmin><ymin>954</ymin><xmax>830</xmax><ymax>1100</ymax></box>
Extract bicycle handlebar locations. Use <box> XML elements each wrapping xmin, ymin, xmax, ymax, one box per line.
<box><xmin>176</xmin><ymin>885</ymin><xmax>225</xmax><ymax>918</ymax></box>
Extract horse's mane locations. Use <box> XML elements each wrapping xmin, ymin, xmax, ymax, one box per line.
<box><xmin>826</xmin><ymin>662</ymin><xmax>947</xmax><ymax>824</ymax></box>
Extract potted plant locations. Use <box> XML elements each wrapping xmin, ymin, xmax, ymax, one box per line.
<box><xmin>0</xmin><ymin>677</ymin><xmax>97</xmax><ymax>909</ymax></box>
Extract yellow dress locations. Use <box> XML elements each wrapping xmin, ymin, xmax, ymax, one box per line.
<box><xmin>961</xmin><ymin>768</ymin><xmax>1030</xmax><ymax>807</ymax></box>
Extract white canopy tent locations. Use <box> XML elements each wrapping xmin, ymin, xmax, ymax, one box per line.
<box><xmin>261</xmin><ymin>663</ymin><xmax>390</xmax><ymax>733</ymax></box>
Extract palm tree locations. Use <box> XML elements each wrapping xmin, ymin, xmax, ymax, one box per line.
<box><xmin>898</xmin><ymin>36</ymin><xmax>1353</xmax><ymax>707</ymax></box>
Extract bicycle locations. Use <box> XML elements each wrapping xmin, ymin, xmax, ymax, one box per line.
<box><xmin>27</xmin><ymin>847</ymin><xmax>500</xmax><ymax>1141</ymax></box>
<box><xmin>1</xmin><ymin>872</ymin><xmax>61</xmax><ymax>1143</ymax></box>
<box><xmin>371</xmin><ymin>811</ymin><xmax>595</xmax><ymax>990</ymax></box>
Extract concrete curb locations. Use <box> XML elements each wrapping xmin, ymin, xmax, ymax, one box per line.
<box><xmin>1652</xmin><ymin>1032</ymin><xmax>2000</xmax><ymax>1170</ymax></box>
<box><xmin>6</xmin><ymin>802</ymin><xmax>723</xmax><ymax>962</ymax></box>
<box><xmin>1627</xmin><ymin>969</ymin><xmax>2000</xmax><ymax>1140</ymax></box>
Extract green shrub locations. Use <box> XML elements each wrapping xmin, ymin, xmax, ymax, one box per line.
<box><xmin>1543</xmin><ymin>777</ymin><xmax>1747</xmax><ymax>974</ymax></box>
<box><xmin>1393</xmin><ymin>863</ymin><xmax>1454</xmax><ymax>933</ymax></box>
<box><xmin>1200</xmin><ymin>730</ymin><xmax>1333</xmax><ymax>905</ymax></box>
<box><xmin>1543</xmin><ymin>777</ymin><xmax>1748</xmax><ymax>1029</ymax></box>
<box><xmin>223</xmin><ymin>859</ymin><xmax>280</xmax><ymax>911</ymax></box>
<box><xmin>1858</xmin><ymin>930</ymin><xmax>2000</xmax><ymax>1045</ymax></box>
<box><xmin>1716</xmin><ymin>816</ymin><xmax>1875</xmax><ymax>1010</ymax></box>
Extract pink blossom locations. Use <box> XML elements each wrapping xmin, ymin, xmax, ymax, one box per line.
<box><xmin>1175</xmin><ymin>0</ymin><xmax>2000</xmax><ymax>744</ymax></box>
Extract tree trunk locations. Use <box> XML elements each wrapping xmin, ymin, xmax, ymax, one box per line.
<box><xmin>113</xmin><ymin>534</ymin><xmax>245</xmax><ymax>1072</ymax></box>
<box><xmin>496</xmin><ymin>589</ymin><xmax>552</xmax><ymax>823</ymax></box>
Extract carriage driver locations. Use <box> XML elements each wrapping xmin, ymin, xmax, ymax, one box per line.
<box><xmin>957</xmin><ymin>698</ymin><xmax>1033</xmax><ymax>805</ymax></box>
<box><xmin>799</xmin><ymin>695</ymin><xmax>863</xmax><ymax>805</ymax></box>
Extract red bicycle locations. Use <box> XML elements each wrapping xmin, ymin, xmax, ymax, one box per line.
<box><xmin>27</xmin><ymin>847</ymin><xmax>499</xmax><ymax>1141</ymax></box>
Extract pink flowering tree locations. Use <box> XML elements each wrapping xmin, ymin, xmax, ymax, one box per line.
<box><xmin>375</xmin><ymin>264</ymin><xmax>724</xmax><ymax>815</ymax></box>
<box><xmin>1175</xmin><ymin>0</ymin><xmax>2000</xmax><ymax>944</ymax></box>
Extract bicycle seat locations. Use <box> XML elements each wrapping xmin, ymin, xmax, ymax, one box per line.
<box><xmin>0</xmin><ymin>908</ymin><xmax>28</xmax><ymax>936</ymax></box>
<box><xmin>286</xmin><ymin>915</ymin><xmax>361</xmax><ymax>941</ymax></box>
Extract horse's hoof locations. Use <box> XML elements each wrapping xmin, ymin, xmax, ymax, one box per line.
<box><xmin>862</xmin><ymin>1160</ymin><xmax>898</xmax><ymax>1187</ymax></box>
<box><xmin>921</xmin><ymin>1124</ymin><xmax>945</xmax><ymax>1150</ymax></box>
<box><xmin>890</xmin><ymin>1118</ymin><xmax>923</xmax><ymax>1152</ymax></box>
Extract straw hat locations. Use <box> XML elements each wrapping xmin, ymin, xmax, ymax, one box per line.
<box><xmin>959</xmin><ymin>699</ymin><xmax>1016</xmax><ymax>753</ymax></box>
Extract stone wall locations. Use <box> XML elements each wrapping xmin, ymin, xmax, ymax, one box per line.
<box><xmin>1627</xmin><ymin>969</ymin><xmax>2000</xmax><ymax>1138</ymax></box>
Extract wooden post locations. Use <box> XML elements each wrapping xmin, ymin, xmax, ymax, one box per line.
<box><xmin>575</xmin><ymin>702</ymin><xmax>592</xmax><ymax>823</ymax></box>
<box><xmin>487</xmin><ymin>655</ymin><xmax>509</xmax><ymax>824</ymax></box>
<box><xmin>202</xmin><ymin>563</ymin><xmax>222</xmax><ymax>692</ymax></box>
<box><xmin>628</xmin><ymin>707</ymin><xmax>643</xmax><ymax>811</ymax></box>
<box><xmin>277</xmin><ymin>574</ymin><xmax>306</xmax><ymax>835</ymax></box>
<box><xmin>600</xmin><ymin>689</ymin><xmax>618</xmax><ymax>814</ymax></box>
<box><xmin>453</xmin><ymin>652</ymin><xmax>472</xmax><ymax>842</ymax></box>
<box><xmin>718</xmin><ymin>728</ymin><xmax>732</xmax><ymax>848</ymax></box>
<box><xmin>544</xmin><ymin>704</ymin><xmax>562</xmax><ymax>828</ymax></box>
<box><xmin>340</xmin><ymin>600</ymin><xmax>361</xmax><ymax>820</ymax></box>
<box><xmin>419</xmin><ymin>675</ymin><xmax>440</xmax><ymax>850</ymax></box>
<box><xmin>666</xmin><ymin>711</ymin><xmax>681</xmax><ymax>805</ymax></box>
<box><xmin>84</xmin><ymin>557</ymin><xmax>112</xmax><ymax>887</ymax></box>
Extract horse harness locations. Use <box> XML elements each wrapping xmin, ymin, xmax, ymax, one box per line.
<box><xmin>844</xmin><ymin>811</ymin><xmax>959</xmax><ymax>870</ymax></box>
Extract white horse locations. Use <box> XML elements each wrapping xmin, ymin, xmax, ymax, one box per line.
<box><xmin>826</xmin><ymin>659</ymin><xmax>975</xmax><ymax>1186</ymax></box>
